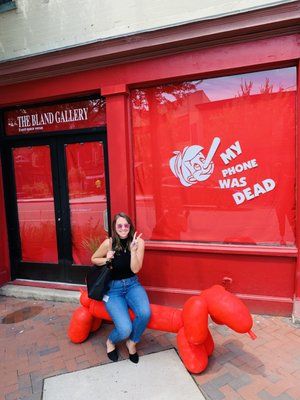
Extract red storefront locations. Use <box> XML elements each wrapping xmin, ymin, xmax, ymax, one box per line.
<box><xmin>0</xmin><ymin>3</ymin><xmax>300</xmax><ymax>317</ymax></box>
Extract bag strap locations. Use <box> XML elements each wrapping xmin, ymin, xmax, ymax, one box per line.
<box><xmin>110</xmin><ymin>236</ymin><xmax>117</xmax><ymax>252</ymax></box>
<box><xmin>107</xmin><ymin>237</ymin><xmax>113</xmax><ymax>269</ymax></box>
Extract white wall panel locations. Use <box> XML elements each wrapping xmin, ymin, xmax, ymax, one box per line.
<box><xmin>0</xmin><ymin>0</ymin><xmax>295</xmax><ymax>61</ymax></box>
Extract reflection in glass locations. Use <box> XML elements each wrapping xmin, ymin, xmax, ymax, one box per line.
<box><xmin>13</xmin><ymin>146</ymin><xmax>58</xmax><ymax>262</ymax></box>
<box><xmin>66</xmin><ymin>142</ymin><xmax>108</xmax><ymax>265</ymax></box>
<box><xmin>131</xmin><ymin>67</ymin><xmax>297</xmax><ymax>246</ymax></box>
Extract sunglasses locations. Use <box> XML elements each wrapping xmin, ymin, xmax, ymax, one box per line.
<box><xmin>116</xmin><ymin>223</ymin><xmax>130</xmax><ymax>229</ymax></box>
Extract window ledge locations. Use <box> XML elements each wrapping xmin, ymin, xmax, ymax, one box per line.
<box><xmin>0</xmin><ymin>1</ymin><xmax>16</xmax><ymax>13</ymax></box>
<box><xmin>145</xmin><ymin>241</ymin><xmax>298</xmax><ymax>257</ymax></box>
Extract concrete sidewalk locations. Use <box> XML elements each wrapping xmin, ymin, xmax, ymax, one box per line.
<box><xmin>1</xmin><ymin>284</ymin><xmax>300</xmax><ymax>400</ymax></box>
<box><xmin>43</xmin><ymin>349</ymin><xmax>205</xmax><ymax>400</ymax></box>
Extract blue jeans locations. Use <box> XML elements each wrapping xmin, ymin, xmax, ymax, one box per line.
<box><xmin>104</xmin><ymin>276</ymin><xmax>151</xmax><ymax>344</ymax></box>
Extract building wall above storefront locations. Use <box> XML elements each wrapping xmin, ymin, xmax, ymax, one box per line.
<box><xmin>0</xmin><ymin>0</ymin><xmax>297</xmax><ymax>62</ymax></box>
<box><xmin>0</xmin><ymin>2</ymin><xmax>299</xmax><ymax>89</ymax></box>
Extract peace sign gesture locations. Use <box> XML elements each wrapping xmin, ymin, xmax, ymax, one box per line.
<box><xmin>130</xmin><ymin>232</ymin><xmax>143</xmax><ymax>252</ymax></box>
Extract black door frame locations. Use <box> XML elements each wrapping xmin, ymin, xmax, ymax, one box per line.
<box><xmin>0</xmin><ymin>127</ymin><xmax>111</xmax><ymax>284</ymax></box>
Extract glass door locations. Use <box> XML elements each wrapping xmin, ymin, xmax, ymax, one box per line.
<box><xmin>13</xmin><ymin>145</ymin><xmax>59</xmax><ymax>264</ymax></box>
<box><xmin>2</xmin><ymin>131</ymin><xmax>110</xmax><ymax>283</ymax></box>
<box><xmin>65</xmin><ymin>141</ymin><xmax>109</xmax><ymax>268</ymax></box>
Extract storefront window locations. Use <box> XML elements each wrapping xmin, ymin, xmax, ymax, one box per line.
<box><xmin>65</xmin><ymin>141</ymin><xmax>108</xmax><ymax>264</ymax></box>
<box><xmin>13</xmin><ymin>146</ymin><xmax>58</xmax><ymax>262</ymax></box>
<box><xmin>131</xmin><ymin>67</ymin><xmax>296</xmax><ymax>245</ymax></box>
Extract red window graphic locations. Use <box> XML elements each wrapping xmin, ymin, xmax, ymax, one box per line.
<box><xmin>131</xmin><ymin>67</ymin><xmax>296</xmax><ymax>246</ymax></box>
<box><xmin>65</xmin><ymin>142</ymin><xmax>108</xmax><ymax>265</ymax></box>
<box><xmin>13</xmin><ymin>146</ymin><xmax>58</xmax><ymax>263</ymax></box>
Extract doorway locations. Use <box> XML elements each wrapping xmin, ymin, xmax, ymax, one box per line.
<box><xmin>1</xmin><ymin>130</ymin><xmax>110</xmax><ymax>284</ymax></box>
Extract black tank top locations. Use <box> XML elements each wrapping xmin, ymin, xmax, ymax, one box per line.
<box><xmin>110</xmin><ymin>239</ymin><xmax>135</xmax><ymax>280</ymax></box>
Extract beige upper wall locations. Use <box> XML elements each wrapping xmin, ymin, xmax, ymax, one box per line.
<box><xmin>0</xmin><ymin>0</ymin><xmax>296</xmax><ymax>61</ymax></box>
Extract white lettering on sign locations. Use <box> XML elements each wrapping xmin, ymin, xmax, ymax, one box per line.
<box><xmin>170</xmin><ymin>137</ymin><xmax>277</xmax><ymax>206</ymax></box>
<box><xmin>17</xmin><ymin>115</ymin><xmax>31</xmax><ymax>128</ymax></box>
<box><xmin>219</xmin><ymin>141</ymin><xmax>242</xmax><ymax>164</ymax></box>
<box><xmin>232</xmin><ymin>179</ymin><xmax>276</xmax><ymax>204</ymax></box>
<box><xmin>16</xmin><ymin>107</ymin><xmax>89</xmax><ymax>129</ymax></box>
<box><xmin>54</xmin><ymin>108</ymin><xmax>88</xmax><ymax>124</ymax></box>
<box><xmin>219</xmin><ymin>177</ymin><xmax>247</xmax><ymax>189</ymax></box>
<box><xmin>31</xmin><ymin>112</ymin><xmax>54</xmax><ymax>126</ymax></box>
<box><xmin>221</xmin><ymin>159</ymin><xmax>258</xmax><ymax>177</ymax></box>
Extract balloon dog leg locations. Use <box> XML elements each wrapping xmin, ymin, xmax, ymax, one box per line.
<box><xmin>68</xmin><ymin>306</ymin><xmax>95</xmax><ymax>343</ymax></box>
<box><xmin>177</xmin><ymin>327</ymin><xmax>210</xmax><ymax>374</ymax></box>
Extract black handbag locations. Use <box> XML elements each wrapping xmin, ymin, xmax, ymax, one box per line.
<box><xmin>86</xmin><ymin>262</ymin><xmax>112</xmax><ymax>300</ymax></box>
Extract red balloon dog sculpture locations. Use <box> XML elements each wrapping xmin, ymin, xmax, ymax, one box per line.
<box><xmin>68</xmin><ymin>284</ymin><xmax>256</xmax><ymax>373</ymax></box>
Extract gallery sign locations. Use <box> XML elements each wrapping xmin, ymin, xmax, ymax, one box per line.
<box><xmin>4</xmin><ymin>99</ymin><xmax>106</xmax><ymax>135</ymax></box>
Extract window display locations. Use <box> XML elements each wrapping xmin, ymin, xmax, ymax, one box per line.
<box><xmin>131</xmin><ymin>67</ymin><xmax>296</xmax><ymax>245</ymax></box>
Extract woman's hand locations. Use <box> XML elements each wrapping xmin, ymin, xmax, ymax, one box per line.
<box><xmin>106</xmin><ymin>250</ymin><xmax>115</xmax><ymax>262</ymax></box>
<box><xmin>130</xmin><ymin>232</ymin><xmax>143</xmax><ymax>252</ymax></box>
<box><xmin>130</xmin><ymin>232</ymin><xmax>144</xmax><ymax>273</ymax></box>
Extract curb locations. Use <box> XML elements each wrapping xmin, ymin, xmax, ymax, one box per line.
<box><xmin>0</xmin><ymin>284</ymin><xmax>80</xmax><ymax>303</ymax></box>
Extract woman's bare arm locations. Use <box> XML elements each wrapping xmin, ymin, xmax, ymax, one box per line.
<box><xmin>91</xmin><ymin>238</ymin><xmax>114</xmax><ymax>266</ymax></box>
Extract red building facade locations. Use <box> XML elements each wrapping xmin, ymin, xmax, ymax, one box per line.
<box><xmin>0</xmin><ymin>3</ymin><xmax>300</xmax><ymax>317</ymax></box>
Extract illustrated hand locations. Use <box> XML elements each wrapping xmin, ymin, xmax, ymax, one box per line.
<box><xmin>130</xmin><ymin>232</ymin><xmax>143</xmax><ymax>252</ymax></box>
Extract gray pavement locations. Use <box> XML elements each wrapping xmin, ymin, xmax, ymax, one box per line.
<box><xmin>1</xmin><ymin>282</ymin><xmax>300</xmax><ymax>400</ymax></box>
<box><xmin>0</xmin><ymin>283</ymin><xmax>205</xmax><ymax>400</ymax></box>
<box><xmin>43</xmin><ymin>349</ymin><xmax>205</xmax><ymax>400</ymax></box>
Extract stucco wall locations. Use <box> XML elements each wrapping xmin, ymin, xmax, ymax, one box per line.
<box><xmin>0</xmin><ymin>0</ymin><xmax>295</xmax><ymax>61</ymax></box>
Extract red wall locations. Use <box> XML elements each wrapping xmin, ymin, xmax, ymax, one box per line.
<box><xmin>141</xmin><ymin>249</ymin><xmax>295</xmax><ymax>315</ymax></box>
<box><xmin>1</xmin><ymin>35</ymin><xmax>299</xmax><ymax>107</ymax></box>
<box><xmin>0</xmin><ymin>34</ymin><xmax>299</xmax><ymax>315</ymax></box>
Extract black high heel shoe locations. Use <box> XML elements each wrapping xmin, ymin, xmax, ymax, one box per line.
<box><xmin>129</xmin><ymin>352</ymin><xmax>139</xmax><ymax>364</ymax></box>
<box><xmin>126</xmin><ymin>340</ymin><xmax>139</xmax><ymax>363</ymax></box>
<box><xmin>107</xmin><ymin>348</ymin><xmax>119</xmax><ymax>362</ymax></box>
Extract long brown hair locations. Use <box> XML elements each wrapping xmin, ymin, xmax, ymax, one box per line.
<box><xmin>111</xmin><ymin>212</ymin><xmax>135</xmax><ymax>253</ymax></box>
